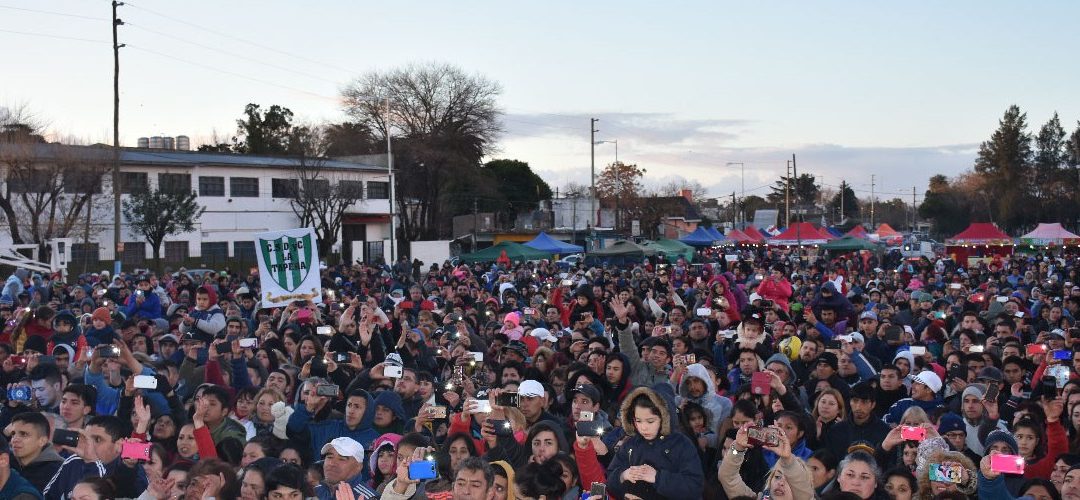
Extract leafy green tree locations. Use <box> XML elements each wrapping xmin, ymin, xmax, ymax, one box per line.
<box><xmin>973</xmin><ymin>105</ymin><xmax>1033</xmax><ymax>232</ymax></box>
<box><xmin>323</xmin><ymin>122</ymin><xmax>380</xmax><ymax>157</ymax></box>
<box><xmin>767</xmin><ymin>173</ymin><xmax>818</xmax><ymax>223</ymax></box>
<box><xmin>919</xmin><ymin>174</ymin><xmax>972</xmax><ymax>238</ymax></box>
<box><xmin>479</xmin><ymin>159</ymin><xmax>553</xmax><ymax>216</ymax></box>
<box><xmin>1068</xmin><ymin>121</ymin><xmax>1080</xmax><ymax>168</ymax></box>
<box><xmin>233</xmin><ymin>103</ymin><xmax>295</xmax><ymax>155</ymax></box>
<box><xmin>828</xmin><ymin>181</ymin><xmax>860</xmax><ymax>223</ymax></box>
<box><xmin>122</xmin><ymin>188</ymin><xmax>205</xmax><ymax>270</ymax></box>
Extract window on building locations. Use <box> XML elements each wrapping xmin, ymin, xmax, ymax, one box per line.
<box><xmin>164</xmin><ymin>241</ymin><xmax>189</xmax><ymax>263</ymax></box>
<box><xmin>367</xmin><ymin>181</ymin><xmax>389</xmax><ymax>199</ymax></box>
<box><xmin>303</xmin><ymin>179</ymin><xmax>330</xmax><ymax>197</ymax></box>
<box><xmin>62</xmin><ymin>172</ymin><xmax>103</xmax><ymax>194</ymax></box>
<box><xmin>234</xmin><ymin>241</ymin><xmax>257</xmax><ymax>266</ymax></box>
<box><xmin>119</xmin><ymin>172</ymin><xmax>148</xmax><ymax>194</ymax></box>
<box><xmin>365</xmin><ymin>241</ymin><xmax>385</xmax><ymax>265</ymax></box>
<box><xmin>6</xmin><ymin>170</ymin><xmax>52</xmax><ymax>193</ymax></box>
<box><xmin>121</xmin><ymin>242</ymin><xmax>145</xmax><ymax>266</ymax></box>
<box><xmin>200</xmin><ymin>242</ymin><xmax>228</xmax><ymax>265</ymax></box>
<box><xmin>199</xmin><ymin>176</ymin><xmax>225</xmax><ymax>197</ymax></box>
<box><xmin>230</xmin><ymin>177</ymin><xmax>259</xmax><ymax>197</ymax></box>
<box><xmin>271</xmin><ymin>178</ymin><xmax>298</xmax><ymax>198</ymax></box>
<box><xmin>71</xmin><ymin>243</ymin><xmax>100</xmax><ymax>265</ymax></box>
<box><xmin>158</xmin><ymin>173</ymin><xmax>191</xmax><ymax>194</ymax></box>
<box><xmin>338</xmin><ymin>180</ymin><xmax>364</xmax><ymax>199</ymax></box>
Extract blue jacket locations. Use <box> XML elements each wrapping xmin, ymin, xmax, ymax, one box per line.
<box><xmin>0</xmin><ymin>468</ymin><xmax>42</xmax><ymax>499</ymax></box>
<box><xmin>84</xmin><ymin>365</ymin><xmax>168</xmax><ymax>417</ymax></box>
<box><xmin>883</xmin><ymin>396</ymin><xmax>944</xmax><ymax>426</ymax></box>
<box><xmin>606</xmin><ymin>387</ymin><xmax>704</xmax><ymax>499</ymax></box>
<box><xmin>43</xmin><ymin>454</ymin><xmax>147</xmax><ymax>500</ymax></box>
<box><xmin>287</xmin><ymin>390</ymin><xmax>378</xmax><ymax>457</ymax></box>
<box><xmin>123</xmin><ymin>291</ymin><xmax>162</xmax><ymax>320</ymax></box>
<box><xmin>315</xmin><ymin>474</ymin><xmax>378</xmax><ymax>500</ymax></box>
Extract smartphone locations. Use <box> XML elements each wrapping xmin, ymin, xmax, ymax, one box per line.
<box><xmin>576</xmin><ymin>419</ymin><xmax>606</xmax><ymax>437</ymax></box>
<box><xmin>837</xmin><ymin>335</ymin><xmax>854</xmax><ymax>343</ymax></box>
<box><xmin>315</xmin><ymin>384</ymin><xmax>338</xmax><ymax>397</ymax></box>
<box><xmin>948</xmin><ymin>364</ymin><xmax>967</xmax><ymax>382</ymax></box>
<box><xmin>215</xmin><ymin>342</ymin><xmax>232</xmax><ymax>355</ymax></box>
<box><xmin>1050</xmin><ymin>366</ymin><xmax>1071</xmax><ymax>388</ymax></box>
<box><xmin>561</xmin><ymin>279</ymin><xmax>574</xmax><ymax>287</ymax></box>
<box><xmin>746</xmin><ymin>426</ymin><xmax>781</xmax><ymax>447</ymax></box>
<box><xmin>984</xmin><ymin>383</ymin><xmax>1000</xmax><ymax>403</ymax></box>
<box><xmin>472</xmin><ymin>400</ymin><xmax>492</xmax><ymax>414</ymax></box>
<box><xmin>590</xmin><ymin>483</ymin><xmax>607</xmax><ymax>499</ymax></box>
<box><xmin>928</xmin><ymin>462</ymin><xmax>965</xmax><ymax>483</ymax></box>
<box><xmin>950</xmin><ymin>283</ymin><xmax>962</xmax><ymax>290</ymax></box>
<box><xmin>96</xmin><ymin>345</ymin><xmax>120</xmax><ymax>358</ymax></box>
<box><xmin>909</xmin><ymin>346</ymin><xmax>927</xmax><ymax>356</ymax></box>
<box><xmin>969</xmin><ymin>345</ymin><xmax>985</xmax><ymax>353</ymax></box>
<box><xmin>721</xmin><ymin>330</ymin><xmax>737</xmax><ymax>339</ymax></box>
<box><xmin>996</xmin><ymin>296</ymin><xmax>1010</xmax><ymax>303</ymax></box>
<box><xmin>751</xmin><ymin>372</ymin><xmax>771</xmax><ymax>395</ymax></box>
<box><xmin>407</xmin><ymin>460</ymin><xmax>438</xmax><ymax>481</ymax></box>
<box><xmin>990</xmin><ymin>454</ymin><xmax>1026</xmax><ymax>475</ymax></box>
<box><xmin>9</xmin><ymin>355</ymin><xmax>26</xmax><ymax>367</ymax></box>
<box><xmin>316</xmin><ymin>326</ymin><xmax>333</xmax><ymax>335</ymax></box>
<box><xmin>333</xmin><ymin>352</ymin><xmax>351</xmax><ymax>363</ymax></box>
<box><xmin>133</xmin><ymin>375</ymin><xmax>158</xmax><ymax>390</ymax></box>
<box><xmin>425</xmin><ymin>405</ymin><xmax>448</xmax><ymax>419</ymax></box>
<box><xmin>121</xmin><ymin>441</ymin><xmax>152</xmax><ymax>461</ymax></box>
<box><xmin>523</xmin><ymin>307</ymin><xmax>536</xmax><ymax>316</ymax></box>
<box><xmin>950</xmin><ymin>338</ymin><xmax>961</xmax><ymax>351</ymax></box>
<box><xmin>578</xmin><ymin>410</ymin><xmax>595</xmax><ymax>422</ymax></box>
<box><xmin>238</xmin><ymin>338</ymin><xmax>258</xmax><ymax>349</ymax></box>
<box><xmin>7</xmin><ymin>386</ymin><xmax>30</xmax><ymax>402</ymax></box>
<box><xmin>685</xmin><ymin>353</ymin><xmax>696</xmax><ymax>365</ymax></box>
<box><xmin>825</xmin><ymin>340</ymin><xmax>842</xmax><ymax>350</ymax></box>
<box><xmin>488</xmin><ymin>418</ymin><xmax>513</xmax><ymax>436</ymax></box>
<box><xmin>900</xmin><ymin>426</ymin><xmax>927</xmax><ymax>441</ymax></box>
<box><xmin>1054</xmin><ymin>350</ymin><xmax>1072</xmax><ymax>361</ymax></box>
<box><xmin>384</xmin><ymin>364</ymin><xmax>403</xmax><ymax>378</ymax></box>
<box><xmin>52</xmin><ymin>429</ymin><xmax>80</xmax><ymax>447</ymax></box>
<box><xmin>696</xmin><ymin>307</ymin><xmax>712</xmax><ymax>317</ymax></box>
<box><xmin>470</xmin><ymin>352</ymin><xmax>484</xmax><ymax>362</ymax></box>
<box><xmin>1027</xmin><ymin>344</ymin><xmax>1049</xmax><ymax>356</ymax></box>
<box><xmin>495</xmin><ymin>392</ymin><xmax>519</xmax><ymax>407</ymax></box>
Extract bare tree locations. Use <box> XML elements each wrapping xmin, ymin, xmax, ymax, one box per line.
<box><xmin>288</xmin><ymin>155</ymin><xmax>365</xmax><ymax>259</ymax></box>
<box><xmin>341</xmin><ymin>63</ymin><xmax>502</xmax><ymax>241</ymax></box>
<box><xmin>656</xmin><ymin>178</ymin><xmax>708</xmax><ymax>201</ymax></box>
<box><xmin>1</xmin><ymin>107</ymin><xmax>109</xmax><ymax>256</ymax></box>
<box><xmin>561</xmin><ymin>181</ymin><xmax>590</xmax><ymax>198</ymax></box>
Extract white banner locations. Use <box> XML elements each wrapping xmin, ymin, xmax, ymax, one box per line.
<box><xmin>255</xmin><ymin>227</ymin><xmax>322</xmax><ymax>307</ymax></box>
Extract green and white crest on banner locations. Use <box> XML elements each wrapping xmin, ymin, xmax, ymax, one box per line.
<box><xmin>259</xmin><ymin>233</ymin><xmax>313</xmax><ymax>292</ymax></box>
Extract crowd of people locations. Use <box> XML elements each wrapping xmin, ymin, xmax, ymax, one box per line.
<box><xmin>0</xmin><ymin>245</ymin><xmax>1079</xmax><ymax>500</ymax></box>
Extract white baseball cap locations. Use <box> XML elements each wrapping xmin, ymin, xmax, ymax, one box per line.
<box><xmin>519</xmin><ymin>379</ymin><xmax>544</xmax><ymax>397</ymax></box>
<box><xmin>914</xmin><ymin>371</ymin><xmax>943</xmax><ymax>393</ymax></box>
<box><xmin>320</xmin><ymin>437</ymin><xmax>364</xmax><ymax>462</ymax></box>
<box><xmin>530</xmin><ymin>328</ymin><xmax>557</xmax><ymax>343</ymax></box>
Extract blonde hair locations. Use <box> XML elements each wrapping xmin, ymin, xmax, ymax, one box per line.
<box><xmin>900</xmin><ymin>406</ymin><xmax>930</xmax><ymax>427</ymax></box>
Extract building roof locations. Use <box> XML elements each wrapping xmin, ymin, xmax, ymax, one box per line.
<box><xmin>0</xmin><ymin>143</ymin><xmax>387</xmax><ymax>173</ymax></box>
<box><xmin>652</xmin><ymin>196</ymin><xmax>702</xmax><ymax>221</ymax></box>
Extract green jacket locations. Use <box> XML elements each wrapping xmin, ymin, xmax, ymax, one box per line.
<box><xmin>210</xmin><ymin>417</ymin><xmax>248</xmax><ymax>445</ymax></box>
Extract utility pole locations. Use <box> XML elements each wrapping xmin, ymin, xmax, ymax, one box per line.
<box><xmin>840</xmin><ymin>181</ymin><xmax>845</xmax><ymax>225</ymax></box>
<box><xmin>912</xmin><ymin>186</ymin><xmax>917</xmax><ymax>232</ymax></box>
<box><xmin>386</xmin><ymin>97</ymin><xmax>396</xmax><ymax>263</ymax></box>
<box><xmin>731</xmin><ymin>192</ymin><xmax>737</xmax><ymax>228</ymax></box>
<box><xmin>472</xmin><ymin>198</ymin><xmax>478</xmax><ymax>252</ymax></box>
<box><xmin>590</xmin><ymin>118</ymin><xmax>598</xmax><ymax>229</ymax></box>
<box><xmin>870</xmin><ymin>174</ymin><xmax>876</xmax><ymax>228</ymax></box>
<box><xmin>785</xmin><ymin>160</ymin><xmax>791</xmax><ymax>227</ymax></box>
<box><xmin>111</xmin><ymin>1</ymin><xmax>124</xmax><ymax>276</ymax></box>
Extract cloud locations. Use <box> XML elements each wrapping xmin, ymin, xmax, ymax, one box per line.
<box><xmin>503</xmin><ymin>111</ymin><xmax>749</xmax><ymax>146</ymax></box>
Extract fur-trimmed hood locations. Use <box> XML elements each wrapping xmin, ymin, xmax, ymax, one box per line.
<box><xmin>619</xmin><ymin>387</ymin><xmax>672</xmax><ymax>438</ymax></box>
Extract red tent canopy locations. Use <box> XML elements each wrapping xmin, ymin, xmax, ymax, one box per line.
<box><xmin>742</xmin><ymin>225</ymin><xmax>767</xmax><ymax>243</ymax></box>
<box><xmin>876</xmin><ymin>223</ymin><xmax>902</xmax><ymax>238</ymax></box>
<box><xmin>726</xmin><ymin>229</ymin><xmax>751</xmax><ymax>243</ymax></box>
<box><xmin>945</xmin><ymin>222</ymin><xmax>1013</xmax><ymax>245</ymax></box>
<box><xmin>769</xmin><ymin>222</ymin><xmax>828</xmax><ymax>246</ymax></box>
<box><xmin>844</xmin><ymin>225</ymin><xmax>869</xmax><ymax>239</ymax></box>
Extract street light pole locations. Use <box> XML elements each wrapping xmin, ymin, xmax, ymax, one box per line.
<box><xmin>111</xmin><ymin>1</ymin><xmax>124</xmax><ymax>276</ymax></box>
<box><xmin>385</xmin><ymin>96</ymin><xmax>396</xmax><ymax>264</ymax></box>
<box><xmin>726</xmin><ymin>162</ymin><xmax>744</xmax><ymax>224</ymax></box>
<box><xmin>595</xmin><ymin>140</ymin><xmax>618</xmax><ymax>231</ymax></box>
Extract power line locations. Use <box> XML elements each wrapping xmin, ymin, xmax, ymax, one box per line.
<box><xmin>124</xmin><ymin>1</ymin><xmax>356</xmax><ymax>75</ymax></box>
<box><xmin>0</xmin><ymin>4</ymin><xmax>108</xmax><ymax>22</ymax></box>
<box><xmin>125</xmin><ymin>44</ymin><xmax>339</xmax><ymax>102</ymax></box>
<box><xmin>125</xmin><ymin>23</ymin><xmax>342</xmax><ymax>86</ymax></box>
<box><xmin>0</xmin><ymin>27</ymin><xmax>109</xmax><ymax>44</ymax></box>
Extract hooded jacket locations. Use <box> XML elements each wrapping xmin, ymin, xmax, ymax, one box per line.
<box><xmin>13</xmin><ymin>447</ymin><xmax>63</xmax><ymax>494</ymax></box>
<box><xmin>490</xmin><ymin>460</ymin><xmax>516</xmax><ymax>500</ymax></box>
<box><xmin>123</xmin><ymin>289</ymin><xmax>162</xmax><ymax>320</ymax></box>
<box><xmin>605</xmin><ymin>387</ymin><xmax>704</xmax><ymax>499</ymax></box>
<box><xmin>485</xmin><ymin>420</ymin><xmax>568</xmax><ymax>469</ymax></box>
<box><xmin>0</xmin><ymin>467</ymin><xmax>41</xmax><ymax>500</ymax></box>
<box><xmin>287</xmin><ymin>388</ymin><xmax>379</xmax><ymax>457</ymax></box>
<box><xmin>677</xmin><ymin>363</ymin><xmax>732</xmax><ymax>433</ymax></box>
<box><xmin>368</xmin><ymin>433</ymin><xmax>402</xmax><ymax>491</ymax></box>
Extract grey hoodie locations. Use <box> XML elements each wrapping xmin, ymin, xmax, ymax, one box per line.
<box><xmin>677</xmin><ymin>363</ymin><xmax>732</xmax><ymax>433</ymax></box>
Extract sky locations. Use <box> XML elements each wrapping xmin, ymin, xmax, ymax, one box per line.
<box><xmin>3</xmin><ymin>1</ymin><xmax>1079</xmax><ymax>204</ymax></box>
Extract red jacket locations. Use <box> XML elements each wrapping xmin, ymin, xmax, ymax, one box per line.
<box><xmin>757</xmin><ymin>277</ymin><xmax>793</xmax><ymax>314</ymax></box>
<box><xmin>1025</xmin><ymin>420</ymin><xmax>1065</xmax><ymax>479</ymax></box>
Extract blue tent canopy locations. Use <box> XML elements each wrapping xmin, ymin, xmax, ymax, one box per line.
<box><xmin>523</xmin><ymin>232</ymin><xmax>584</xmax><ymax>254</ymax></box>
<box><xmin>680</xmin><ymin>227</ymin><xmax>721</xmax><ymax>247</ymax></box>
<box><xmin>704</xmin><ymin>226</ymin><xmax>725</xmax><ymax>241</ymax></box>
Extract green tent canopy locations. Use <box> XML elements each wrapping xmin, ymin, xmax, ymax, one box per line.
<box><xmin>820</xmin><ymin>236</ymin><xmax>881</xmax><ymax>252</ymax></box>
<box><xmin>457</xmin><ymin>241</ymin><xmax>552</xmax><ymax>263</ymax></box>
<box><xmin>642</xmin><ymin>239</ymin><xmax>695</xmax><ymax>263</ymax></box>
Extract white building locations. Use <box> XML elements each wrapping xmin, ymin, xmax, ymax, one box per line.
<box><xmin>0</xmin><ymin>143</ymin><xmax>393</xmax><ymax>271</ymax></box>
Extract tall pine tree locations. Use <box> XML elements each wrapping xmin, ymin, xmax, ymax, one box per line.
<box><xmin>1032</xmin><ymin>113</ymin><xmax>1067</xmax><ymax>220</ymax></box>
<box><xmin>973</xmin><ymin>105</ymin><xmax>1033</xmax><ymax>232</ymax></box>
